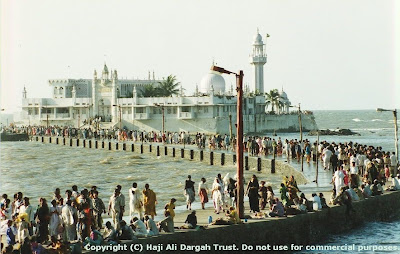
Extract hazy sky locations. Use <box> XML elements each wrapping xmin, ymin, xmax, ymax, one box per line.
<box><xmin>1</xmin><ymin>0</ymin><xmax>399</xmax><ymax>113</ymax></box>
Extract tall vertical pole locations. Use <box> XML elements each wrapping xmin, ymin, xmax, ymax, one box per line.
<box><xmin>236</xmin><ymin>70</ymin><xmax>245</xmax><ymax>218</ymax></box>
<box><xmin>394</xmin><ymin>110</ymin><xmax>398</xmax><ymax>176</ymax></box>
<box><xmin>119</xmin><ymin>106</ymin><xmax>122</xmax><ymax>130</ymax></box>
<box><xmin>298</xmin><ymin>103</ymin><xmax>303</xmax><ymax>141</ymax></box>
<box><xmin>315</xmin><ymin>130</ymin><xmax>319</xmax><ymax>184</ymax></box>
<box><xmin>162</xmin><ymin>106</ymin><xmax>165</xmax><ymax>144</ymax></box>
<box><xmin>229</xmin><ymin>113</ymin><xmax>233</xmax><ymax>140</ymax></box>
<box><xmin>299</xmin><ymin>103</ymin><xmax>303</xmax><ymax>171</ymax></box>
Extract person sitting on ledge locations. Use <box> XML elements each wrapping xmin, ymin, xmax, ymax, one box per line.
<box><xmin>312</xmin><ymin>193</ymin><xmax>322</xmax><ymax>211</ymax></box>
<box><xmin>157</xmin><ymin>210</ymin><xmax>174</xmax><ymax>233</ymax></box>
<box><xmin>337</xmin><ymin>187</ymin><xmax>355</xmax><ymax>215</ymax></box>
<box><xmin>144</xmin><ymin>215</ymin><xmax>159</xmax><ymax>236</ymax></box>
<box><xmin>361</xmin><ymin>182</ymin><xmax>372</xmax><ymax>198</ymax></box>
<box><xmin>268</xmin><ymin>198</ymin><xmax>285</xmax><ymax>217</ymax></box>
<box><xmin>103</xmin><ymin>221</ymin><xmax>117</xmax><ymax>243</ymax></box>
<box><xmin>130</xmin><ymin>217</ymin><xmax>148</xmax><ymax>237</ymax></box>
<box><xmin>319</xmin><ymin>193</ymin><xmax>329</xmax><ymax>209</ymax></box>
<box><xmin>211</xmin><ymin>206</ymin><xmax>242</xmax><ymax>225</ymax></box>
<box><xmin>118</xmin><ymin>220</ymin><xmax>136</xmax><ymax>241</ymax></box>
<box><xmin>180</xmin><ymin>210</ymin><xmax>198</xmax><ymax>229</ymax></box>
<box><xmin>387</xmin><ymin>174</ymin><xmax>400</xmax><ymax>191</ymax></box>
<box><xmin>353</xmin><ymin>188</ymin><xmax>364</xmax><ymax>200</ymax></box>
<box><xmin>345</xmin><ymin>186</ymin><xmax>360</xmax><ymax>202</ymax></box>
<box><xmin>292</xmin><ymin>198</ymin><xmax>307</xmax><ymax>214</ymax></box>
<box><xmin>371</xmin><ymin>180</ymin><xmax>383</xmax><ymax>196</ymax></box>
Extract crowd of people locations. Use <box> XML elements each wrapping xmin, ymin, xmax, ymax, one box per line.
<box><xmin>3</xmin><ymin>125</ymin><xmax>400</xmax><ymax>253</ymax></box>
<box><xmin>0</xmin><ymin>171</ymin><xmax>244</xmax><ymax>253</ymax></box>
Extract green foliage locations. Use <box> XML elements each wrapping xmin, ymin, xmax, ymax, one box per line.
<box><xmin>139</xmin><ymin>75</ymin><xmax>180</xmax><ymax>97</ymax></box>
<box><xmin>265</xmin><ymin>89</ymin><xmax>283</xmax><ymax>113</ymax></box>
<box><xmin>157</xmin><ymin>75</ymin><xmax>180</xmax><ymax>97</ymax></box>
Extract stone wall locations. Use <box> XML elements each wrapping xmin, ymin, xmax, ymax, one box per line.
<box><xmin>134</xmin><ymin>191</ymin><xmax>400</xmax><ymax>253</ymax></box>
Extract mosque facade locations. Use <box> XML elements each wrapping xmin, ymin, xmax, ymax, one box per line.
<box><xmin>21</xmin><ymin>30</ymin><xmax>317</xmax><ymax>134</ymax></box>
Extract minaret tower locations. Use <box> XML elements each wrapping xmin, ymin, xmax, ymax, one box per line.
<box><xmin>23</xmin><ymin>86</ymin><xmax>27</xmax><ymax>99</ymax></box>
<box><xmin>92</xmin><ymin>69</ymin><xmax>98</xmax><ymax>116</ymax></box>
<box><xmin>250</xmin><ymin>29</ymin><xmax>267</xmax><ymax>94</ymax></box>
<box><xmin>111</xmin><ymin>69</ymin><xmax>118</xmax><ymax>123</ymax></box>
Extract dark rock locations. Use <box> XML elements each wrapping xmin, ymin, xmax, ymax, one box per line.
<box><xmin>308</xmin><ymin>128</ymin><xmax>360</xmax><ymax>136</ymax></box>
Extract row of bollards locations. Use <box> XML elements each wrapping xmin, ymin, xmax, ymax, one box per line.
<box><xmin>38</xmin><ymin>136</ymin><xmax>274</xmax><ymax>173</ymax></box>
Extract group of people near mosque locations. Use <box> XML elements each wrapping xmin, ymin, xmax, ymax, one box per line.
<box><xmin>0</xmin><ymin>173</ymin><xmax>230</xmax><ymax>253</ymax></box>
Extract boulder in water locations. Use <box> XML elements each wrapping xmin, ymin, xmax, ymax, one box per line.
<box><xmin>308</xmin><ymin>128</ymin><xmax>360</xmax><ymax>136</ymax></box>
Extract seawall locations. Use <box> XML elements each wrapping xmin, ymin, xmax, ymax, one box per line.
<box><xmin>30</xmin><ymin>135</ymin><xmax>307</xmax><ymax>184</ymax></box>
<box><xmin>135</xmin><ymin>191</ymin><xmax>400</xmax><ymax>253</ymax></box>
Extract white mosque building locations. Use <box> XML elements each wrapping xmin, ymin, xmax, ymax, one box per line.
<box><xmin>21</xmin><ymin>30</ymin><xmax>317</xmax><ymax>134</ymax></box>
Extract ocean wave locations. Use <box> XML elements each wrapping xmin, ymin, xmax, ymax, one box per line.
<box><xmin>100</xmin><ymin>158</ymin><xmax>112</xmax><ymax>164</ymax></box>
<box><xmin>352</xmin><ymin>118</ymin><xmax>363</xmax><ymax>122</ymax></box>
<box><xmin>352</xmin><ymin>128</ymin><xmax>392</xmax><ymax>131</ymax></box>
<box><xmin>371</xmin><ymin>119</ymin><xmax>384</xmax><ymax>122</ymax></box>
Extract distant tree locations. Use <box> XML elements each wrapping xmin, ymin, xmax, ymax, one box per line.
<box><xmin>157</xmin><ymin>75</ymin><xmax>180</xmax><ymax>97</ymax></box>
<box><xmin>265</xmin><ymin>89</ymin><xmax>282</xmax><ymax>113</ymax></box>
<box><xmin>140</xmin><ymin>84</ymin><xmax>158</xmax><ymax>97</ymax></box>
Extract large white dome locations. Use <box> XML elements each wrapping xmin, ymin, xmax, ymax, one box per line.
<box><xmin>199</xmin><ymin>71</ymin><xmax>226</xmax><ymax>94</ymax></box>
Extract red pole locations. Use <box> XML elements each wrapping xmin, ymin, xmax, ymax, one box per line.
<box><xmin>236</xmin><ymin>70</ymin><xmax>244</xmax><ymax>218</ymax></box>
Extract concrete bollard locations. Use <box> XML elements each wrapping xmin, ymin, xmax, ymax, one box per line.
<box><xmin>172</xmin><ymin>148</ymin><xmax>176</xmax><ymax>157</ymax></box>
<box><xmin>221</xmin><ymin>153</ymin><xmax>225</xmax><ymax>166</ymax></box>
<box><xmin>210</xmin><ymin>152</ymin><xmax>214</xmax><ymax>165</ymax></box>
<box><xmin>70</xmin><ymin>139</ymin><xmax>73</xmax><ymax>146</ymax></box>
<box><xmin>200</xmin><ymin>150</ymin><xmax>204</xmax><ymax>161</ymax></box>
<box><xmin>181</xmin><ymin>149</ymin><xmax>184</xmax><ymax>158</ymax></box>
<box><xmin>140</xmin><ymin>144</ymin><xmax>144</xmax><ymax>154</ymax></box>
<box><xmin>76</xmin><ymin>139</ymin><xmax>79</xmax><ymax>147</ymax></box>
<box><xmin>190</xmin><ymin>150</ymin><xmax>194</xmax><ymax>160</ymax></box>
<box><xmin>115</xmin><ymin>143</ymin><xmax>119</xmax><ymax>150</ymax></box>
<box><xmin>149</xmin><ymin>145</ymin><xmax>152</xmax><ymax>153</ymax></box>
<box><xmin>164</xmin><ymin>146</ymin><xmax>168</xmax><ymax>156</ymax></box>
<box><xmin>245</xmin><ymin>156</ymin><xmax>249</xmax><ymax>170</ymax></box>
<box><xmin>233</xmin><ymin>154</ymin><xmax>236</xmax><ymax>164</ymax></box>
<box><xmin>36</xmin><ymin>136</ymin><xmax>39</xmax><ymax>142</ymax></box>
<box><xmin>108</xmin><ymin>142</ymin><xmax>111</xmax><ymax>150</ymax></box>
<box><xmin>89</xmin><ymin>140</ymin><xmax>92</xmax><ymax>148</ymax></box>
<box><xmin>271</xmin><ymin>159</ymin><xmax>275</xmax><ymax>173</ymax></box>
<box><xmin>123</xmin><ymin>143</ymin><xmax>126</xmax><ymax>151</ymax></box>
<box><xmin>257</xmin><ymin>157</ymin><xmax>261</xmax><ymax>171</ymax></box>
<box><xmin>157</xmin><ymin>146</ymin><xmax>160</xmax><ymax>156</ymax></box>
<box><xmin>41</xmin><ymin>137</ymin><xmax>44</xmax><ymax>143</ymax></box>
<box><xmin>131</xmin><ymin>144</ymin><xmax>134</xmax><ymax>152</ymax></box>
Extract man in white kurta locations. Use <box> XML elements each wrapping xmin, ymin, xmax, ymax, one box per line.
<box><xmin>108</xmin><ymin>189</ymin><xmax>123</xmax><ymax>230</ymax></box>
<box><xmin>333</xmin><ymin>168</ymin><xmax>345</xmax><ymax>197</ymax></box>
<box><xmin>61</xmin><ymin>200</ymin><xmax>76</xmax><ymax>241</ymax></box>
<box><xmin>323</xmin><ymin>148</ymin><xmax>332</xmax><ymax>170</ymax></box>
<box><xmin>129</xmin><ymin>183</ymin><xmax>143</xmax><ymax>219</ymax></box>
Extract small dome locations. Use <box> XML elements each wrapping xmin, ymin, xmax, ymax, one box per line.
<box><xmin>200</xmin><ymin>71</ymin><xmax>226</xmax><ymax>94</ymax></box>
<box><xmin>253</xmin><ymin>29</ymin><xmax>263</xmax><ymax>45</ymax></box>
<box><xmin>280</xmin><ymin>90</ymin><xmax>288</xmax><ymax>99</ymax></box>
<box><xmin>254</xmin><ymin>33</ymin><xmax>263</xmax><ymax>44</ymax></box>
